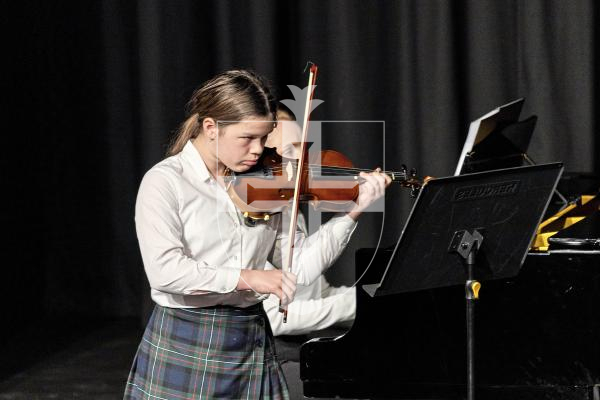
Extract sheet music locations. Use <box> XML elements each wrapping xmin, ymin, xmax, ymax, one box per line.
<box><xmin>454</xmin><ymin>98</ymin><xmax>525</xmax><ymax>176</ymax></box>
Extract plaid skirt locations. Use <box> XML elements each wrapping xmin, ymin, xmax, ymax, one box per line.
<box><xmin>124</xmin><ymin>303</ymin><xmax>289</xmax><ymax>400</ymax></box>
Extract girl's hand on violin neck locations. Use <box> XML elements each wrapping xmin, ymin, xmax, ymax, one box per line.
<box><xmin>238</xmin><ymin>269</ymin><xmax>297</xmax><ymax>306</ymax></box>
<box><xmin>347</xmin><ymin>168</ymin><xmax>392</xmax><ymax>221</ymax></box>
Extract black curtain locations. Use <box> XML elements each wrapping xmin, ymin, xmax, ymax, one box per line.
<box><xmin>3</xmin><ymin>0</ymin><xmax>599</xmax><ymax>344</ymax></box>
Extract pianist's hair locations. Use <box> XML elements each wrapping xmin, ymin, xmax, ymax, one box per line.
<box><xmin>166</xmin><ymin>70</ymin><xmax>278</xmax><ymax>156</ymax></box>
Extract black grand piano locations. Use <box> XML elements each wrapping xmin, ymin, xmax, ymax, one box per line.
<box><xmin>301</xmin><ymin>172</ymin><xmax>600</xmax><ymax>400</ymax></box>
<box><xmin>301</xmin><ymin>107</ymin><xmax>600</xmax><ymax>399</ymax></box>
<box><xmin>301</xmin><ymin>244</ymin><xmax>600</xmax><ymax>399</ymax></box>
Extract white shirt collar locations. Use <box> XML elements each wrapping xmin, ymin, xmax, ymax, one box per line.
<box><xmin>181</xmin><ymin>140</ymin><xmax>212</xmax><ymax>182</ymax></box>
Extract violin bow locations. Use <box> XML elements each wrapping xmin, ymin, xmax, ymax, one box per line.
<box><xmin>280</xmin><ymin>63</ymin><xmax>319</xmax><ymax>322</ymax></box>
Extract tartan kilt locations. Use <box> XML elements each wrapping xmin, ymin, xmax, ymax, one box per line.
<box><xmin>124</xmin><ymin>303</ymin><xmax>289</xmax><ymax>400</ymax></box>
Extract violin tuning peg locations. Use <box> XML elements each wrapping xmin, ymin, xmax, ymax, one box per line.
<box><xmin>410</xmin><ymin>168</ymin><xmax>417</xmax><ymax>177</ymax></box>
<box><xmin>401</xmin><ymin>164</ymin><xmax>408</xmax><ymax>173</ymax></box>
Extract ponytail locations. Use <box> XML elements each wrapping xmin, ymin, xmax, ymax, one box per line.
<box><xmin>167</xmin><ymin>115</ymin><xmax>201</xmax><ymax>157</ymax></box>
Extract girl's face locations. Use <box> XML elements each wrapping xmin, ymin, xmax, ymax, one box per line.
<box><xmin>215</xmin><ymin>116</ymin><xmax>275</xmax><ymax>173</ymax></box>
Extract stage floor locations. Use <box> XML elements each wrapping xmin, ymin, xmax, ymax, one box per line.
<box><xmin>0</xmin><ymin>319</ymin><xmax>141</xmax><ymax>399</ymax></box>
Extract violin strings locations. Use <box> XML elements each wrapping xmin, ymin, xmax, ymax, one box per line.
<box><xmin>263</xmin><ymin>162</ymin><xmax>409</xmax><ymax>177</ymax></box>
<box><xmin>238</xmin><ymin>163</ymin><xmax>410</xmax><ymax>180</ymax></box>
<box><xmin>266</xmin><ymin>163</ymin><xmax>400</xmax><ymax>174</ymax></box>
<box><xmin>258</xmin><ymin>167</ymin><xmax>405</xmax><ymax>176</ymax></box>
<box><xmin>263</xmin><ymin>168</ymin><xmax>406</xmax><ymax>177</ymax></box>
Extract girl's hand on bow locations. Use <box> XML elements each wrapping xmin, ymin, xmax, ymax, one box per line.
<box><xmin>238</xmin><ymin>269</ymin><xmax>297</xmax><ymax>305</ymax></box>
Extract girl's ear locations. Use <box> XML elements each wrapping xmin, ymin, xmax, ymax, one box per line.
<box><xmin>202</xmin><ymin>117</ymin><xmax>218</xmax><ymax>140</ymax></box>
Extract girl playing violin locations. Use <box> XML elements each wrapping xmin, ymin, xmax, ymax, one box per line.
<box><xmin>124</xmin><ymin>69</ymin><xmax>390</xmax><ymax>400</ymax></box>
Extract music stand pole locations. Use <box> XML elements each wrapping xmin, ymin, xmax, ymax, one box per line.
<box><xmin>449</xmin><ymin>229</ymin><xmax>483</xmax><ymax>400</ymax></box>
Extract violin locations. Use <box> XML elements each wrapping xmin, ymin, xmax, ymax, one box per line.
<box><xmin>225</xmin><ymin>146</ymin><xmax>422</xmax><ymax>222</ymax></box>
<box><xmin>243</xmin><ymin>62</ymin><xmax>421</xmax><ymax>323</ymax></box>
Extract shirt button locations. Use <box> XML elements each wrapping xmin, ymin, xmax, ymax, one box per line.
<box><xmin>255</xmin><ymin>339</ymin><xmax>263</xmax><ymax>348</ymax></box>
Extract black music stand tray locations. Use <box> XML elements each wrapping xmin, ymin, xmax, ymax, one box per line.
<box><xmin>364</xmin><ymin>162</ymin><xmax>563</xmax><ymax>400</ymax></box>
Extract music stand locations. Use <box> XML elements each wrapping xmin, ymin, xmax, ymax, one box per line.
<box><xmin>364</xmin><ymin>162</ymin><xmax>563</xmax><ymax>400</ymax></box>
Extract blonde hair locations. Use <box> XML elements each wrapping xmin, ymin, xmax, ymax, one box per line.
<box><xmin>166</xmin><ymin>70</ymin><xmax>277</xmax><ymax>156</ymax></box>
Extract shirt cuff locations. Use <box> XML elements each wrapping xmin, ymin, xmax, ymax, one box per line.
<box><xmin>215</xmin><ymin>266</ymin><xmax>242</xmax><ymax>293</ymax></box>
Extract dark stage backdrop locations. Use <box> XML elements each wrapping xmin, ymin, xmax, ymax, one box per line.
<box><xmin>3</xmin><ymin>0</ymin><xmax>599</xmax><ymax>339</ymax></box>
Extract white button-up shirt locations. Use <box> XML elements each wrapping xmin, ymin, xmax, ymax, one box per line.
<box><xmin>135</xmin><ymin>141</ymin><xmax>357</xmax><ymax>308</ymax></box>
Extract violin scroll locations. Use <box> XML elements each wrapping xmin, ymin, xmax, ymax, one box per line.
<box><xmin>398</xmin><ymin>164</ymin><xmax>423</xmax><ymax>197</ymax></box>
